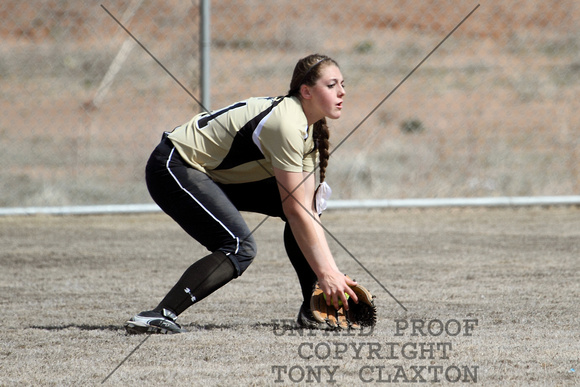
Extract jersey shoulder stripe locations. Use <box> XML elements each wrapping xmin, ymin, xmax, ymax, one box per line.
<box><xmin>197</xmin><ymin>101</ymin><xmax>247</xmax><ymax>130</ymax></box>
<box><xmin>214</xmin><ymin>97</ymin><xmax>285</xmax><ymax>171</ymax></box>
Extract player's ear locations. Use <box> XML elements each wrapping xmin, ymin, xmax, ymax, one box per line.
<box><xmin>300</xmin><ymin>84</ymin><xmax>312</xmax><ymax>100</ymax></box>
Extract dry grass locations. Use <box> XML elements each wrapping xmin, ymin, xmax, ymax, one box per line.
<box><xmin>1</xmin><ymin>207</ymin><xmax>579</xmax><ymax>385</ymax></box>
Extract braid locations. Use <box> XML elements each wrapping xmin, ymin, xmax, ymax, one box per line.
<box><xmin>313</xmin><ymin>118</ymin><xmax>330</xmax><ymax>183</ymax></box>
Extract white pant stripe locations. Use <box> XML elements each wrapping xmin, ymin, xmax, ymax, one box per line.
<box><xmin>165</xmin><ymin>146</ymin><xmax>240</xmax><ymax>255</ymax></box>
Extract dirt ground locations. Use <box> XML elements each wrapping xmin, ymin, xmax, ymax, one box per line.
<box><xmin>0</xmin><ymin>207</ymin><xmax>578</xmax><ymax>385</ymax></box>
<box><xmin>2</xmin><ymin>1</ymin><xmax>579</xmax><ymax>206</ymax></box>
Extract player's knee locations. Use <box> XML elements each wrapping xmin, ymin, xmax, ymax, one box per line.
<box><xmin>228</xmin><ymin>234</ymin><xmax>257</xmax><ymax>277</ymax></box>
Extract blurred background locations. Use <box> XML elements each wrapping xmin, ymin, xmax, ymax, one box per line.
<box><xmin>1</xmin><ymin>0</ymin><xmax>578</xmax><ymax>208</ymax></box>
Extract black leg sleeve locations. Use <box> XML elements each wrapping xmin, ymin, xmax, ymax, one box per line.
<box><xmin>283</xmin><ymin>222</ymin><xmax>317</xmax><ymax>304</ymax></box>
<box><xmin>154</xmin><ymin>251</ymin><xmax>236</xmax><ymax>316</ymax></box>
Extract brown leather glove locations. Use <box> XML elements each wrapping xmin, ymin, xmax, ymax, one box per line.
<box><xmin>310</xmin><ymin>282</ymin><xmax>377</xmax><ymax>329</ymax></box>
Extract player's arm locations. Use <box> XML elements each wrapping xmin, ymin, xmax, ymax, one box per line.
<box><xmin>301</xmin><ymin>172</ymin><xmax>339</xmax><ymax>272</ymax></box>
<box><xmin>273</xmin><ymin>167</ymin><xmax>358</xmax><ymax>308</ymax></box>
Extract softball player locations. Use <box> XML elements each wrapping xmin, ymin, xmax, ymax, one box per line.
<box><xmin>124</xmin><ymin>54</ymin><xmax>358</xmax><ymax>334</ymax></box>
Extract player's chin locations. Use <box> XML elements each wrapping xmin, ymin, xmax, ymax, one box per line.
<box><xmin>327</xmin><ymin>110</ymin><xmax>342</xmax><ymax>120</ymax></box>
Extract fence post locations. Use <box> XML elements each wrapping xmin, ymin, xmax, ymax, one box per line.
<box><xmin>200</xmin><ymin>0</ymin><xmax>211</xmax><ymax>111</ymax></box>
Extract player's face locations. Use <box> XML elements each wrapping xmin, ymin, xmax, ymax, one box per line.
<box><xmin>308</xmin><ymin>64</ymin><xmax>345</xmax><ymax>121</ymax></box>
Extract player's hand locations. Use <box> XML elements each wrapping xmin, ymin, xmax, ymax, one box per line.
<box><xmin>318</xmin><ymin>271</ymin><xmax>358</xmax><ymax>310</ymax></box>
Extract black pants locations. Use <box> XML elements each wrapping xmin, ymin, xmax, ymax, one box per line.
<box><xmin>145</xmin><ymin>135</ymin><xmax>317</xmax><ymax>300</ymax></box>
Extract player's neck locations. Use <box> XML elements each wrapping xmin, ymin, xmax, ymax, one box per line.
<box><xmin>300</xmin><ymin>100</ymin><xmax>324</xmax><ymax>126</ymax></box>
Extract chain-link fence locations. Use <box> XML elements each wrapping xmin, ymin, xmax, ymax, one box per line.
<box><xmin>1</xmin><ymin>0</ymin><xmax>578</xmax><ymax>208</ymax></box>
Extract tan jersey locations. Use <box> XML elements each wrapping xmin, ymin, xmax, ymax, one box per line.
<box><xmin>167</xmin><ymin>96</ymin><xmax>317</xmax><ymax>184</ymax></box>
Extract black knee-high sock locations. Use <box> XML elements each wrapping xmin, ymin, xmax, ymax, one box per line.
<box><xmin>284</xmin><ymin>223</ymin><xmax>317</xmax><ymax>305</ymax></box>
<box><xmin>154</xmin><ymin>251</ymin><xmax>236</xmax><ymax>316</ymax></box>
